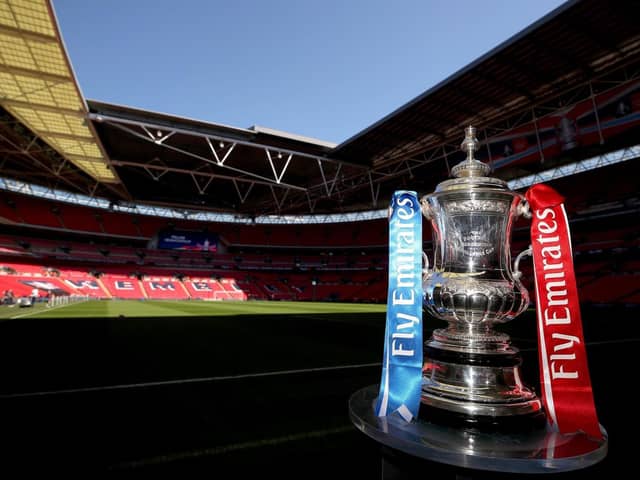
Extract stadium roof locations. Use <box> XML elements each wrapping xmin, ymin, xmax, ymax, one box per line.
<box><xmin>0</xmin><ymin>0</ymin><xmax>124</xmax><ymax>192</ymax></box>
<box><xmin>1</xmin><ymin>0</ymin><xmax>639</xmax><ymax>219</ymax></box>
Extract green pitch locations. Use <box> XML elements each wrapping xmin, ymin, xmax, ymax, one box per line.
<box><xmin>0</xmin><ymin>299</ymin><xmax>387</xmax><ymax>319</ymax></box>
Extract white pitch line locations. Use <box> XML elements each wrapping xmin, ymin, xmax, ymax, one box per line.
<box><xmin>5</xmin><ymin>338</ymin><xmax>636</xmax><ymax>399</ymax></box>
<box><xmin>0</xmin><ymin>362</ymin><xmax>381</xmax><ymax>399</ymax></box>
<box><xmin>10</xmin><ymin>301</ymin><xmax>78</xmax><ymax>319</ymax></box>
<box><xmin>110</xmin><ymin>424</ymin><xmax>355</xmax><ymax>470</ymax></box>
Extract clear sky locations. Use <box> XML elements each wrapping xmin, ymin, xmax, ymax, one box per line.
<box><xmin>52</xmin><ymin>0</ymin><xmax>567</xmax><ymax>145</ymax></box>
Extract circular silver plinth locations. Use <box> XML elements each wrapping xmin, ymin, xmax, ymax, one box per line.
<box><xmin>349</xmin><ymin>384</ymin><xmax>608</xmax><ymax>474</ymax></box>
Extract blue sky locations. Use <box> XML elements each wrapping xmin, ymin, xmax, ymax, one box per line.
<box><xmin>52</xmin><ymin>0</ymin><xmax>567</xmax><ymax>145</ymax></box>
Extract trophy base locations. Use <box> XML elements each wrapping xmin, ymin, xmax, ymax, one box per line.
<box><xmin>349</xmin><ymin>384</ymin><xmax>608</xmax><ymax>474</ymax></box>
<box><xmin>418</xmin><ymin>397</ymin><xmax>547</xmax><ymax>433</ymax></box>
<box><xmin>421</xmin><ymin>344</ymin><xmax>544</xmax><ymax>430</ymax></box>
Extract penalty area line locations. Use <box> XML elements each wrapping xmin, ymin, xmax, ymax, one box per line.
<box><xmin>0</xmin><ymin>362</ymin><xmax>381</xmax><ymax>399</ymax></box>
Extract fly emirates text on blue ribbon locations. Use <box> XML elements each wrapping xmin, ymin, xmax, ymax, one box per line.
<box><xmin>375</xmin><ymin>191</ymin><xmax>423</xmax><ymax>422</ymax></box>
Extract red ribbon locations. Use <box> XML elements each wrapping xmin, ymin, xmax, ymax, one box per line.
<box><xmin>526</xmin><ymin>184</ymin><xmax>602</xmax><ymax>439</ymax></box>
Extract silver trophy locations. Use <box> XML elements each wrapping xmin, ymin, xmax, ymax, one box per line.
<box><xmin>420</xmin><ymin>126</ymin><xmax>544</xmax><ymax>427</ymax></box>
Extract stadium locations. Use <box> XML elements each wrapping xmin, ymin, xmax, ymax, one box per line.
<box><xmin>0</xmin><ymin>0</ymin><xmax>639</xmax><ymax>476</ymax></box>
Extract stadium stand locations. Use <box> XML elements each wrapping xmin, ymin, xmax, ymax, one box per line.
<box><xmin>1</xmin><ymin>158</ymin><xmax>639</xmax><ymax>306</ymax></box>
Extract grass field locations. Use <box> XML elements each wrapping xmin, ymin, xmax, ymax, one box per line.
<box><xmin>0</xmin><ymin>300</ymin><xmax>391</xmax><ymax>476</ymax></box>
<box><xmin>1</xmin><ymin>300</ymin><xmax>637</xmax><ymax>477</ymax></box>
<box><xmin>0</xmin><ymin>299</ymin><xmax>387</xmax><ymax>319</ymax></box>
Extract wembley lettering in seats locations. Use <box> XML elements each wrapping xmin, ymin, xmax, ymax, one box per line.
<box><xmin>115</xmin><ymin>281</ymin><xmax>135</xmax><ymax>290</ymax></box>
<box><xmin>191</xmin><ymin>282</ymin><xmax>212</xmax><ymax>291</ymax></box>
<box><xmin>149</xmin><ymin>282</ymin><xmax>175</xmax><ymax>291</ymax></box>
<box><xmin>65</xmin><ymin>279</ymin><xmax>100</xmax><ymax>289</ymax></box>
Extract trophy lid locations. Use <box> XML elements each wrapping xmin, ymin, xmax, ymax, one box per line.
<box><xmin>433</xmin><ymin>126</ymin><xmax>508</xmax><ymax>193</ymax></box>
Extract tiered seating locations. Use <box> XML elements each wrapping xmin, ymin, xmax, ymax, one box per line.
<box><xmin>217</xmin><ymin>277</ymin><xmax>246</xmax><ymax>300</ymax></box>
<box><xmin>98</xmin><ymin>245</ymin><xmax>141</xmax><ymax>263</ymax></box>
<box><xmin>99</xmin><ymin>212</ymin><xmax>140</xmax><ymax>237</ymax></box>
<box><xmin>578</xmin><ymin>273</ymin><xmax>640</xmax><ymax>304</ymax></box>
<box><xmin>0</xmin><ymin>275</ymin><xmax>38</xmax><ymax>297</ymax></box>
<box><xmin>255</xmin><ymin>275</ymin><xmax>295</xmax><ymax>301</ymax></box>
<box><xmin>7</xmin><ymin>194</ymin><xmax>62</xmax><ymax>229</ymax></box>
<box><xmin>572</xmin><ymin>226</ymin><xmax>639</xmax><ymax>254</ymax></box>
<box><xmin>134</xmin><ymin>216</ymin><xmax>172</xmax><ymax>238</ymax></box>
<box><xmin>58</xmin><ymin>267</ymin><xmax>111</xmax><ymax>298</ymax></box>
<box><xmin>56</xmin><ymin>203</ymin><xmax>102</xmax><ymax>233</ymax></box>
<box><xmin>100</xmin><ymin>272</ymin><xmax>146</xmax><ymax>299</ymax></box>
<box><xmin>220</xmin><ymin>220</ymin><xmax>389</xmax><ymax>248</ymax></box>
<box><xmin>235</xmin><ymin>277</ymin><xmax>267</xmax><ymax>300</ymax></box>
<box><xmin>0</xmin><ymin>197</ymin><xmax>23</xmax><ymax>223</ymax></box>
<box><xmin>1</xmin><ymin>164</ymin><xmax>638</xmax><ymax>307</ymax></box>
<box><xmin>0</xmin><ymin>270</ymin><xmax>69</xmax><ymax>298</ymax></box>
<box><xmin>184</xmin><ymin>278</ymin><xmax>216</xmax><ymax>300</ymax></box>
<box><xmin>0</xmin><ymin>235</ymin><xmax>29</xmax><ymax>257</ymax></box>
<box><xmin>141</xmin><ymin>276</ymin><xmax>187</xmax><ymax>300</ymax></box>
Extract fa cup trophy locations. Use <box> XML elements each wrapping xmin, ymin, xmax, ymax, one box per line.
<box><xmin>420</xmin><ymin>126</ymin><xmax>544</xmax><ymax>428</ymax></box>
<box><xmin>349</xmin><ymin>125</ymin><xmax>607</xmax><ymax>473</ymax></box>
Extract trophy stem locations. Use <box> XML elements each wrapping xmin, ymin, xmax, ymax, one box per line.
<box><xmin>445</xmin><ymin>322</ymin><xmax>497</xmax><ymax>339</ymax></box>
<box><xmin>430</xmin><ymin>324</ymin><xmax>513</xmax><ymax>354</ymax></box>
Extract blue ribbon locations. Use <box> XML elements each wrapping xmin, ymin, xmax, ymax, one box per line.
<box><xmin>375</xmin><ymin>190</ymin><xmax>423</xmax><ymax>422</ymax></box>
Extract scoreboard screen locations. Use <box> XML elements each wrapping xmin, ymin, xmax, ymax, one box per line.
<box><xmin>157</xmin><ymin>230</ymin><xmax>218</xmax><ymax>252</ymax></box>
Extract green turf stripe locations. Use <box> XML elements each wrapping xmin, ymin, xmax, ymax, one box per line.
<box><xmin>12</xmin><ymin>299</ymin><xmax>387</xmax><ymax>318</ymax></box>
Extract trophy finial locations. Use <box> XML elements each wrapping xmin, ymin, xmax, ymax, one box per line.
<box><xmin>461</xmin><ymin>125</ymin><xmax>478</xmax><ymax>161</ymax></box>
<box><xmin>451</xmin><ymin>125</ymin><xmax>491</xmax><ymax>178</ymax></box>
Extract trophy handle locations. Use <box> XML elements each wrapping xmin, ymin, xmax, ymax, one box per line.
<box><xmin>420</xmin><ymin>197</ymin><xmax>433</xmax><ymax>219</ymax></box>
<box><xmin>422</xmin><ymin>251</ymin><xmax>431</xmax><ymax>282</ymax></box>
<box><xmin>513</xmin><ymin>246</ymin><xmax>532</xmax><ymax>280</ymax></box>
<box><xmin>420</xmin><ymin>197</ymin><xmax>433</xmax><ymax>282</ymax></box>
<box><xmin>517</xmin><ymin>198</ymin><xmax>532</xmax><ymax>219</ymax></box>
